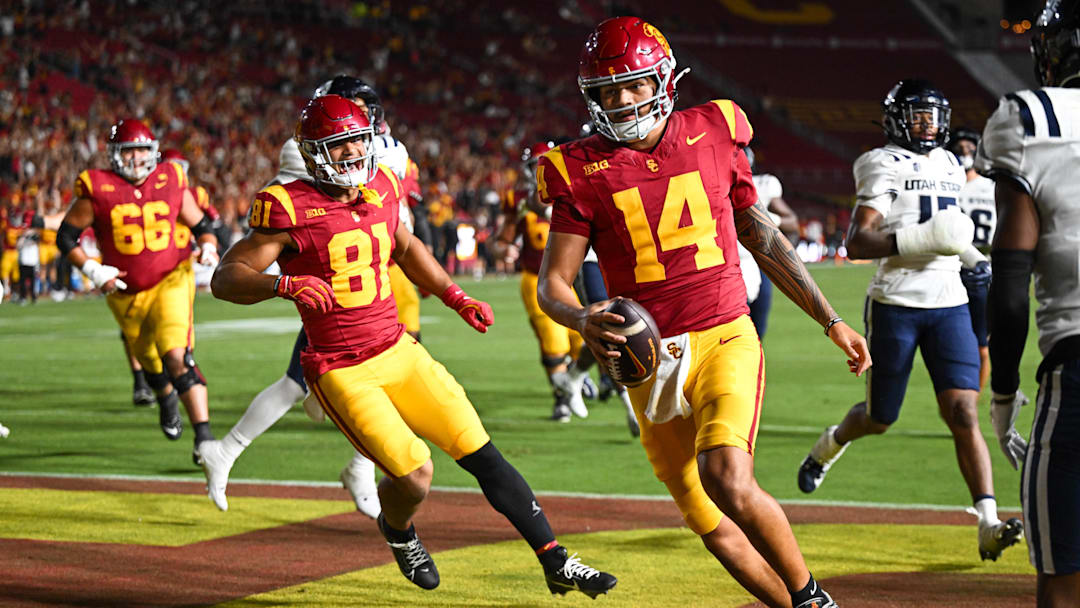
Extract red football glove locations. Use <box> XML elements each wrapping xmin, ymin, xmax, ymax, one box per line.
<box><xmin>440</xmin><ymin>283</ymin><xmax>494</xmax><ymax>333</ymax></box>
<box><xmin>275</xmin><ymin>275</ymin><xmax>336</xmax><ymax>313</ymax></box>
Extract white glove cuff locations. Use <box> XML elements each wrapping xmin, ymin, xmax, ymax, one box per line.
<box><xmin>959</xmin><ymin>245</ymin><xmax>987</xmax><ymax>269</ymax></box>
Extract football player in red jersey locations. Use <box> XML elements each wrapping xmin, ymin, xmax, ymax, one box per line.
<box><xmin>56</xmin><ymin>118</ymin><xmax>220</xmax><ymax>464</ymax></box>
<box><xmin>494</xmin><ymin>141</ymin><xmax>591</xmax><ymax>423</ymax></box>
<box><xmin>537</xmin><ymin>17</ymin><xmax>870</xmax><ymax>608</ymax></box>
<box><xmin>211</xmin><ymin>96</ymin><xmax>617</xmax><ymax>597</ymax></box>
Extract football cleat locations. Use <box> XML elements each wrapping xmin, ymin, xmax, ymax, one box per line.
<box><xmin>794</xmin><ymin>590</ymin><xmax>838</xmax><ymax>608</ymax></box>
<box><xmin>132</xmin><ymin>385</ymin><xmax>154</xmax><ymax>408</ymax></box>
<box><xmin>552</xmin><ymin>371</ymin><xmax>589</xmax><ymax>419</ymax></box>
<box><xmin>0</xmin><ymin>422</ymin><xmax>10</xmax><ymax>438</ymax></box>
<box><xmin>978</xmin><ymin>518</ymin><xmax>1024</xmax><ymax>561</ymax></box>
<box><xmin>797</xmin><ymin>426</ymin><xmax>848</xmax><ymax>493</ymax></box>
<box><xmin>543</xmin><ymin>546</ymin><xmax>617</xmax><ymax>598</ymax></box>
<box><xmin>157</xmin><ymin>391</ymin><xmax>183</xmax><ymax>441</ymax></box>
<box><xmin>340</xmin><ymin>459</ymin><xmax>381</xmax><ymax>520</ymax></box>
<box><xmin>378</xmin><ymin>514</ymin><xmax>439</xmax><ymax>589</ymax></box>
<box><xmin>551</xmin><ymin>403</ymin><xmax>571</xmax><ymax>423</ymax></box>
<box><xmin>196</xmin><ymin>439</ymin><xmax>234</xmax><ymax>511</ymax></box>
<box><xmin>581</xmin><ymin>376</ymin><xmax>599</xmax><ymax>400</ymax></box>
<box><xmin>597</xmin><ymin>374</ymin><xmax>617</xmax><ymax>401</ymax></box>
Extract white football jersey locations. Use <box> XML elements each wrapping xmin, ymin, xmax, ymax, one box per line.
<box><xmin>956</xmin><ymin>174</ymin><xmax>996</xmax><ymax>253</ymax></box>
<box><xmin>752</xmin><ymin>173</ymin><xmax>783</xmax><ymax>204</ymax></box>
<box><xmin>853</xmin><ymin>143</ymin><xmax>968</xmax><ymax>308</ymax></box>
<box><xmin>976</xmin><ymin>87</ymin><xmax>1080</xmax><ymax>356</ymax></box>
<box><xmin>738</xmin><ymin>173</ymin><xmax>781</xmax><ymax>302</ymax></box>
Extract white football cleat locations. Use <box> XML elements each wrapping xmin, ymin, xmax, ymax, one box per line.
<box><xmin>553</xmin><ymin>370</ymin><xmax>589</xmax><ymax>419</ymax></box>
<box><xmin>978</xmin><ymin>518</ymin><xmax>1024</xmax><ymax>561</ymax></box>
<box><xmin>197</xmin><ymin>439</ymin><xmax>234</xmax><ymax>511</ymax></box>
<box><xmin>341</xmin><ymin>455</ymin><xmax>381</xmax><ymax>519</ymax></box>
<box><xmin>0</xmin><ymin>422</ymin><xmax>9</xmax><ymax>438</ymax></box>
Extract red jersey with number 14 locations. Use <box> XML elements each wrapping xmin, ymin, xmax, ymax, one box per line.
<box><xmin>251</xmin><ymin>165</ymin><xmax>405</xmax><ymax>377</ymax></box>
<box><xmin>74</xmin><ymin>162</ymin><xmax>189</xmax><ymax>293</ymax></box>
<box><xmin>541</xmin><ymin>100</ymin><xmax>758</xmax><ymax>336</ymax></box>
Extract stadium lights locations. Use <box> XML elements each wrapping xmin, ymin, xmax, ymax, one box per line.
<box><xmin>1000</xmin><ymin>19</ymin><xmax>1033</xmax><ymax>33</ymax></box>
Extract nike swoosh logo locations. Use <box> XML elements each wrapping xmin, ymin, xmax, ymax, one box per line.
<box><xmin>718</xmin><ymin>334</ymin><xmax>742</xmax><ymax>345</ymax></box>
<box><xmin>686</xmin><ymin>132</ymin><xmax>707</xmax><ymax>146</ymax></box>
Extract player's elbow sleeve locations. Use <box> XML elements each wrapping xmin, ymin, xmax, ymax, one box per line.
<box><xmin>56</xmin><ymin>222</ymin><xmax>82</xmax><ymax>257</ymax></box>
<box><xmin>987</xmin><ymin>249</ymin><xmax>1035</xmax><ymax>393</ymax></box>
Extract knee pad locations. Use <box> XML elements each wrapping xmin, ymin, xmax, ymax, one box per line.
<box><xmin>542</xmin><ymin>354</ymin><xmax>570</xmax><ymax>370</ymax></box>
<box><xmin>171</xmin><ymin>350</ymin><xmax>207</xmax><ymax>395</ymax></box>
<box><xmin>145</xmin><ymin>371</ymin><xmax>171</xmax><ymax>392</ymax></box>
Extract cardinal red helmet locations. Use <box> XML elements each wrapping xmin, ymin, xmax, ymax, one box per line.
<box><xmin>578</xmin><ymin>17</ymin><xmax>683</xmax><ymax>142</ymax></box>
<box><xmin>160</xmin><ymin>148</ymin><xmax>190</xmax><ymax>176</ymax></box>
<box><xmin>294</xmin><ymin>95</ymin><xmax>377</xmax><ymax>188</ymax></box>
<box><xmin>107</xmin><ymin>119</ymin><xmax>159</xmax><ymax>182</ymax></box>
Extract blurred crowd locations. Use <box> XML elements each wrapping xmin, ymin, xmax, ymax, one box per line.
<box><xmin>1</xmin><ymin>0</ymin><xmax>846</xmax><ymax>303</ymax></box>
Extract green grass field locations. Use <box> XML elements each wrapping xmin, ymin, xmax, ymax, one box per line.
<box><xmin>0</xmin><ymin>263</ymin><xmax>1040</xmax><ymax>509</ymax></box>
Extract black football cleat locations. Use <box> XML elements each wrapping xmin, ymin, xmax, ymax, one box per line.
<box><xmin>132</xmin><ymin>384</ymin><xmax>154</xmax><ymax>407</ymax></box>
<box><xmin>544</xmin><ymin>546</ymin><xmax>617</xmax><ymax>599</ymax></box>
<box><xmin>157</xmin><ymin>390</ymin><xmax>183</xmax><ymax>441</ymax></box>
<box><xmin>378</xmin><ymin>514</ymin><xmax>439</xmax><ymax>589</ymax></box>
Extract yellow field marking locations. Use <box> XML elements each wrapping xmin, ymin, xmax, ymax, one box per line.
<box><xmin>0</xmin><ymin>488</ymin><xmax>352</xmax><ymax>546</ymax></box>
<box><xmin>216</xmin><ymin>524</ymin><xmax>1032</xmax><ymax>607</ymax></box>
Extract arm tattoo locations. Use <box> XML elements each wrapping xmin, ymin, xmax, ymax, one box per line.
<box><xmin>734</xmin><ymin>201</ymin><xmax>837</xmax><ymax>327</ymax></box>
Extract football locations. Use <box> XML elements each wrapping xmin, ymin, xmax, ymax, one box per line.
<box><xmin>601</xmin><ymin>298</ymin><xmax>661</xmax><ymax>387</ymax></box>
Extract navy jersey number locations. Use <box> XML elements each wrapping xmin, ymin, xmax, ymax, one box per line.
<box><xmin>970</xmin><ymin>209</ymin><xmax>993</xmax><ymax>247</ymax></box>
<box><xmin>918</xmin><ymin>195</ymin><xmax>958</xmax><ymax>223</ymax></box>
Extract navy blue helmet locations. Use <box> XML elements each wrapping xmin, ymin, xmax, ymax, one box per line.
<box><xmin>314</xmin><ymin>75</ymin><xmax>385</xmax><ymax>132</ymax></box>
<box><xmin>881</xmin><ymin>79</ymin><xmax>951</xmax><ymax>154</ymax></box>
<box><xmin>1032</xmin><ymin>0</ymin><xmax>1080</xmax><ymax>87</ymax></box>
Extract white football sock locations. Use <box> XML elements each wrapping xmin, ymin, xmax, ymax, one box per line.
<box><xmin>974</xmin><ymin>496</ymin><xmax>1000</xmax><ymax>525</ymax></box>
<box><xmin>227</xmin><ymin>375</ymin><xmax>305</xmax><ymax>457</ymax></box>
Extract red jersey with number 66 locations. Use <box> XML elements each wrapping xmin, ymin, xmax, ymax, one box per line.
<box><xmin>251</xmin><ymin>165</ymin><xmax>405</xmax><ymax>377</ymax></box>
<box><xmin>542</xmin><ymin>99</ymin><xmax>758</xmax><ymax>337</ymax></box>
<box><xmin>74</xmin><ymin>162</ymin><xmax>190</xmax><ymax>293</ymax></box>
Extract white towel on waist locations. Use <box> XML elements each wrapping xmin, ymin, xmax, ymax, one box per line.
<box><xmin>643</xmin><ymin>332</ymin><xmax>693</xmax><ymax>424</ymax></box>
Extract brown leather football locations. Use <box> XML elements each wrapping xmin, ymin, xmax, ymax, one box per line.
<box><xmin>601</xmin><ymin>298</ymin><xmax>661</xmax><ymax>387</ymax></box>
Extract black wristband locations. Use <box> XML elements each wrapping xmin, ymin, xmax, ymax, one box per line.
<box><xmin>824</xmin><ymin>317</ymin><xmax>843</xmax><ymax>336</ymax></box>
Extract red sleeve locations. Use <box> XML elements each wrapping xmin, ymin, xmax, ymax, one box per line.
<box><xmin>549</xmin><ymin>199</ymin><xmax>591</xmax><ymax>238</ymax></box>
<box><xmin>250</xmin><ymin>185</ymin><xmax>300</xmax><ymax>230</ymax></box>
<box><xmin>730</xmin><ymin>145</ymin><xmax>758</xmax><ymax>211</ymax></box>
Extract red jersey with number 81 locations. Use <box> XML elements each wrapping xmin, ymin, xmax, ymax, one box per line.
<box><xmin>74</xmin><ymin>162</ymin><xmax>190</xmax><ymax>293</ymax></box>
<box><xmin>542</xmin><ymin>100</ymin><xmax>757</xmax><ymax>336</ymax></box>
<box><xmin>251</xmin><ymin>166</ymin><xmax>405</xmax><ymax>377</ymax></box>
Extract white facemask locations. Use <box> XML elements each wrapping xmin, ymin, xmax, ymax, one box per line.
<box><xmin>959</xmin><ymin>154</ymin><xmax>974</xmax><ymax>170</ymax></box>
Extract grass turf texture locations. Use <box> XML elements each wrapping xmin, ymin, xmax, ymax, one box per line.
<box><xmin>1</xmin><ymin>264</ymin><xmax>1039</xmax><ymax>509</ymax></box>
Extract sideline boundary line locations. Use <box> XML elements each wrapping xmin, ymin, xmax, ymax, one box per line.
<box><xmin>0</xmin><ymin>471</ymin><xmax>1020</xmax><ymax>512</ymax></box>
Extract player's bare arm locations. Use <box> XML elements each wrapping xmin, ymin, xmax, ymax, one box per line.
<box><xmin>767</xmin><ymin>196</ymin><xmax>799</xmax><ymax>234</ymax></box>
<box><xmin>391</xmin><ymin>221</ymin><xmax>455</xmax><ymax>295</ymax></box>
<box><xmin>211</xmin><ymin>229</ymin><xmax>294</xmax><ymax>305</ymax></box>
<box><xmin>178</xmin><ymin>187</ymin><xmax>219</xmax><ymax>262</ymax></box>
<box><xmin>735</xmin><ymin>200</ymin><xmax>871</xmax><ymax>375</ymax></box>
<box><xmin>844</xmin><ymin>205</ymin><xmax>896</xmax><ymax>259</ymax></box>
<box><xmin>391</xmin><ymin>220</ymin><xmax>494</xmax><ymax>332</ymax></box>
<box><xmin>537</xmin><ymin>230</ymin><xmax>625</xmax><ymax>361</ymax></box>
<box><xmin>57</xmin><ymin>197</ymin><xmax>96</xmax><ymax>268</ymax></box>
<box><xmin>491</xmin><ymin>211</ymin><xmax>520</xmax><ymax>263</ymax></box>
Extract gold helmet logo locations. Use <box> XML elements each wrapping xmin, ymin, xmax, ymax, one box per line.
<box><xmin>642</xmin><ymin>23</ymin><xmax>671</xmax><ymax>55</ymax></box>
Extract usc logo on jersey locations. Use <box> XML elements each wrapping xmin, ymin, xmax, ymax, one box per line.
<box><xmin>646</xmin><ymin>159</ymin><xmax>660</xmax><ymax>173</ymax></box>
<box><xmin>666</xmin><ymin>342</ymin><xmax>683</xmax><ymax>359</ymax></box>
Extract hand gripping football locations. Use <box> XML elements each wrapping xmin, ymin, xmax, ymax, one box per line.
<box><xmin>601</xmin><ymin>298</ymin><xmax>661</xmax><ymax>387</ymax></box>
